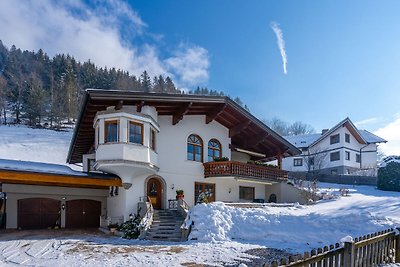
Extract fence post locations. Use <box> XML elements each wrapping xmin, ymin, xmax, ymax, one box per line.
<box><xmin>343</xmin><ymin>241</ymin><xmax>355</xmax><ymax>267</ymax></box>
<box><xmin>396</xmin><ymin>232</ymin><xmax>400</xmax><ymax>263</ymax></box>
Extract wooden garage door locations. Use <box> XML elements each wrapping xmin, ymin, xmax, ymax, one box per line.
<box><xmin>66</xmin><ymin>199</ymin><xmax>101</xmax><ymax>228</ymax></box>
<box><xmin>18</xmin><ymin>198</ymin><xmax>60</xmax><ymax>229</ymax></box>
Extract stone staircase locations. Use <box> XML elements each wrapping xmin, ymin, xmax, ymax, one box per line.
<box><xmin>145</xmin><ymin>209</ymin><xmax>185</xmax><ymax>242</ymax></box>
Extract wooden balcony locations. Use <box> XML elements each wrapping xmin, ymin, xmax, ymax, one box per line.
<box><xmin>203</xmin><ymin>161</ymin><xmax>288</xmax><ymax>182</ymax></box>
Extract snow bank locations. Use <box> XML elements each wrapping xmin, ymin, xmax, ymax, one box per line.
<box><xmin>188</xmin><ymin>201</ymin><xmax>395</xmax><ymax>252</ymax></box>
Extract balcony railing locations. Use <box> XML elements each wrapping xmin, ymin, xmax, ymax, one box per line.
<box><xmin>203</xmin><ymin>161</ymin><xmax>288</xmax><ymax>182</ymax></box>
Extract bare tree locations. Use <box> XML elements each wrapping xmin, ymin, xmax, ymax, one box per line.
<box><xmin>303</xmin><ymin>147</ymin><xmax>329</xmax><ymax>179</ymax></box>
<box><xmin>264</xmin><ymin>117</ymin><xmax>289</xmax><ymax>135</ymax></box>
<box><xmin>264</xmin><ymin>117</ymin><xmax>315</xmax><ymax>136</ymax></box>
<box><xmin>288</xmin><ymin>121</ymin><xmax>315</xmax><ymax>135</ymax></box>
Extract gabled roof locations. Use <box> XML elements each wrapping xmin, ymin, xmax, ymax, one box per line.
<box><xmin>359</xmin><ymin>130</ymin><xmax>387</xmax><ymax>144</ymax></box>
<box><xmin>67</xmin><ymin>90</ymin><xmax>301</xmax><ymax>164</ymax></box>
<box><xmin>284</xmin><ymin>117</ymin><xmax>387</xmax><ymax>149</ymax></box>
<box><xmin>309</xmin><ymin>117</ymin><xmax>366</xmax><ymax>147</ymax></box>
<box><xmin>283</xmin><ymin>134</ymin><xmax>321</xmax><ymax>148</ymax></box>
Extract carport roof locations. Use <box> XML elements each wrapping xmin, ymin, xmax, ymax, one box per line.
<box><xmin>0</xmin><ymin>159</ymin><xmax>121</xmax><ymax>189</ymax></box>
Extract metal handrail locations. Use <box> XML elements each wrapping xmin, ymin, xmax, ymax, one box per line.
<box><xmin>139</xmin><ymin>196</ymin><xmax>154</xmax><ymax>230</ymax></box>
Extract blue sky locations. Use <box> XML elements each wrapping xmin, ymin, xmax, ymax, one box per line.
<box><xmin>0</xmin><ymin>0</ymin><xmax>399</xmax><ymax>154</ymax></box>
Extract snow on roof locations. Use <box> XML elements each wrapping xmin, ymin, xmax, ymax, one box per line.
<box><xmin>0</xmin><ymin>158</ymin><xmax>108</xmax><ymax>178</ymax></box>
<box><xmin>284</xmin><ymin>121</ymin><xmax>386</xmax><ymax>149</ymax></box>
<box><xmin>283</xmin><ymin>133</ymin><xmax>321</xmax><ymax>148</ymax></box>
<box><xmin>359</xmin><ymin>130</ymin><xmax>387</xmax><ymax>143</ymax></box>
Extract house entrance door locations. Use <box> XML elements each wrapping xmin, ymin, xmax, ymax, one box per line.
<box><xmin>147</xmin><ymin>178</ymin><xmax>162</xmax><ymax>209</ymax></box>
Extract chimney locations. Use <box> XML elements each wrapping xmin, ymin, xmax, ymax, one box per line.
<box><xmin>321</xmin><ymin>129</ymin><xmax>329</xmax><ymax>135</ymax></box>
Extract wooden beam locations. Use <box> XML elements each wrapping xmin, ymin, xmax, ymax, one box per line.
<box><xmin>205</xmin><ymin>103</ymin><xmax>228</xmax><ymax>124</ymax></box>
<box><xmin>0</xmin><ymin>170</ymin><xmax>122</xmax><ymax>188</ymax></box>
<box><xmin>172</xmin><ymin>102</ymin><xmax>193</xmax><ymax>125</ymax></box>
<box><xmin>245</xmin><ymin>133</ymin><xmax>270</xmax><ymax>148</ymax></box>
<box><xmin>136</xmin><ymin>101</ymin><xmax>145</xmax><ymax>112</ymax></box>
<box><xmin>114</xmin><ymin>100</ymin><xmax>124</xmax><ymax>110</ymax></box>
<box><xmin>229</xmin><ymin>120</ymin><xmax>251</xmax><ymax>138</ymax></box>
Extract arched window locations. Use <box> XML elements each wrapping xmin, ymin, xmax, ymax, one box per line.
<box><xmin>208</xmin><ymin>139</ymin><xmax>222</xmax><ymax>162</ymax></box>
<box><xmin>187</xmin><ymin>134</ymin><xmax>203</xmax><ymax>162</ymax></box>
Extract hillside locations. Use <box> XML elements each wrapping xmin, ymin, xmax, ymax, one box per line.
<box><xmin>0</xmin><ymin>125</ymin><xmax>75</xmax><ymax>168</ymax></box>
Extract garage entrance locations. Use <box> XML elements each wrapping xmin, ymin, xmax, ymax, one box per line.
<box><xmin>66</xmin><ymin>199</ymin><xmax>101</xmax><ymax>228</ymax></box>
<box><xmin>18</xmin><ymin>198</ymin><xmax>61</xmax><ymax>229</ymax></box>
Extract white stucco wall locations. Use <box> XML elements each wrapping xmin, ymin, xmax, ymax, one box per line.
<box><xmin>2</xmin><ymin>184</ymin><xmax>108</xmax><ymax>229</ymax></box>
<box><xmin>282</xmin><ymin>126</ymin><xmax>379</xmax><ymax>174</ymax></box>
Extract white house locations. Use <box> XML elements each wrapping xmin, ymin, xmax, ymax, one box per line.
<box><xmin>0</xmin><ymin>90</ymin><xmax>304</xmax><ymax>230</ymax></box>
<box><xmin>282</xmin><ymin>118</ymin><xmax>386</xmax><ymax>175</ymax></box>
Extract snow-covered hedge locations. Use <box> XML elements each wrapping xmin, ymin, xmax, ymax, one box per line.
<box><xmin>378</xmin><ymin>162</ymin><xmax>400</xmax><ymax>192</ymax></box>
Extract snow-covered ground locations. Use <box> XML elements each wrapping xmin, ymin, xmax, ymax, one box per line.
<box><xmin>0</xmin><ymin>183</ymin><xmax>398</xmax><ymax>266</ymax></box>
<box><xmin>188</xmin><ymin>183</ymin><xmax>399</xmax><ymax>253</ymax></box>
<box><xmin>0</xmin><ymin>124</ymin><xmax>77</xmax><ymax>169</ymax></box>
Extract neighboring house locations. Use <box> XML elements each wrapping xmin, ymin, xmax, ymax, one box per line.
<box><xmin>282</xmin><ymin>118</ymin><xmax>387</xmax><ymax>176</ymax></box>
<box><xmin>0</xmin><ymin>90</ymin><xmax>302</xmax><ymax>229</ymax></box>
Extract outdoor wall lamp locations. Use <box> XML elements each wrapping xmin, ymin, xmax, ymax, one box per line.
<box><xmin>122</xmin><ymin>183</ymin><xmax>132</xmax><ymax>190</ymax></box>
<box><xmin>171</xmin><ymin>184</ymin><xmax>175</xmax><ymax>190</ymax></box>
<box><xmin>228</xmin><ymin>188</ymin><xmax>232</xmax><ymax>194</ymax></box>
<box><xmin>61</xmin><ymin>204</ymin><xmax>65</xmax><ymax>210</ymax></box>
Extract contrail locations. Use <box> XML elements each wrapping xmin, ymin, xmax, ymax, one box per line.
<box><xmin>270</xmin><ymin>22</ymin><xmax>287</xmax><ymax>75</ymax></box>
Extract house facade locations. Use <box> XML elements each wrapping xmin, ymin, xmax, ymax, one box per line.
<box><xmin>67</xmin><ymin>90</ymin><xmax>302</xmax><ymax>222</ymax></box>
<box><xmin>0</xmin><ymin>90</ymin><xmax>303</xmax><ymax>229</ymax></box>
<box><xmin>282</xmin><ymin>118</ymin><xmax>386</xmax><ymax>176</ymax></box>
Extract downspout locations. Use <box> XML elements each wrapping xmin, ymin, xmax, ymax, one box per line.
<box><xmin>359</xmin><ymin>143</ymin><xmax>369</xmax><ymax>169</ymax></box>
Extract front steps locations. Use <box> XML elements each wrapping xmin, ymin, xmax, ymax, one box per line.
<box><xmin>145</xmin><ymin>209</ymin><xmax>185</xmax><ymax>242</ymax></box>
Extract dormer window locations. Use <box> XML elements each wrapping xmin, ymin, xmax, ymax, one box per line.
<box><xmin>129</xmin><ymin>121</ymin><xmax>143</xmax><ymax>144</ymax></box>
<box><xmin>105</xmin><ymin>120</ymin><xmax>119</xmax><ymax>143</ymax></box>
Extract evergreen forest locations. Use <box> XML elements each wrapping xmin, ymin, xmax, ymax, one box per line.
<box><xmin>0</xmin><ymin>41</ymin><xmax>245</xmax><ymax>128</ymax></box>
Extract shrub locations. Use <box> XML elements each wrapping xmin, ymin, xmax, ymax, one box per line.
<box><xmin>176</xmin><ymin>189</ymin><xmax>184</xmax><ymax>195</ymax></box>
<box><xmin>213</xmin><ymin>157</ymin><xmax>230</xmax><ymax>162</ymax></box>
<box><xmin>118</xmin><ymin>213</ymin><xmax>141</xmax><ymax>239</ymax></box>
<box><xmin>378</xmin><ymin>162</ymin><xmax>400</xmax><ymax>192</ymax></box>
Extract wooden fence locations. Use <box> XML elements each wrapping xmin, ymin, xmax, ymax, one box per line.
<box><xmin>264</xmin><ymin>228</ymin><xmax>400</xmax><ymax>267</ymax></box>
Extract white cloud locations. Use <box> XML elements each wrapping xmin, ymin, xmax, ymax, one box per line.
<box><xmin>165</xmin><ymin>44</ymin><xmax>210</xmax><ymax>89</ymax></box>
<box><xmin>374</xmin><ymin>117</ymin><xmax>400</xmax><ymax>156</ymax></box>
<box><xmin>270</xmin><ymin>22</ymin><xmax>288</xmax><ymax>75</ymax></box>
<box><xmin>0</xmin><ymin>0</ymin><xmax>209</xmax><ymax>89</ymax></box>
<box><xmin>355</xmin><ymin>117</ymin><xmax>378</xmax><ymax>127</ymax></box>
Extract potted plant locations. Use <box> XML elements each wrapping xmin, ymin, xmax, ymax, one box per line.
<box><xmin>108</xmin><ymin>223</ymin><xmax>119</xmax><ymax>234</ymax></box>
<box><xmin>213</xmin><ymin>157</ymin><xmax>229</xmax><ymax>162</ymax></box>
<box><xmin>176</xmin><ymin>189</ymin><xmax>184</xmax><ymax>200</ymax></box>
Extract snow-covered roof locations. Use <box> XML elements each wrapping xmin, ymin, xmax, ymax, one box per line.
<box><xmin>0</xmin><ymin>158</ymin><xmax>112</xmax><ymax>178</ymax></box>
<box><xmin>284</xmin><ymin>118</ymin><xmax>386</xmax><ymax>149</ymax></box>
<box><xmin>283</xmin><ymin>134</ymin><xmax>321</xmax><ymax>148</ymax></box>
<box><xmin>359</xmin><ymin>130</ymin><xmax>387</xmax><ymax>144</ymax></box>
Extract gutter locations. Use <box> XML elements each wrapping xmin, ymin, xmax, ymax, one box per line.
<box><xmin>66</xmin><ymin>91</ymin><xmax>90</xmax><ymax>163</ymax></box>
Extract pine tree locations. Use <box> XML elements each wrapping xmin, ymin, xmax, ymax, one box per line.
<box><xmin>165</xmin><ymin>76</ymin><xmax>176</xmax><ymax>93</ymax></box>
<box><xmin>140</xmin><ymin>71</ymin><xmax>152</xmax><ymax>92</ymax></box>
<box><xmin>21</xmin><ymin>74</ymin><xmax>48</xmax><ymax>126</ymax></box>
